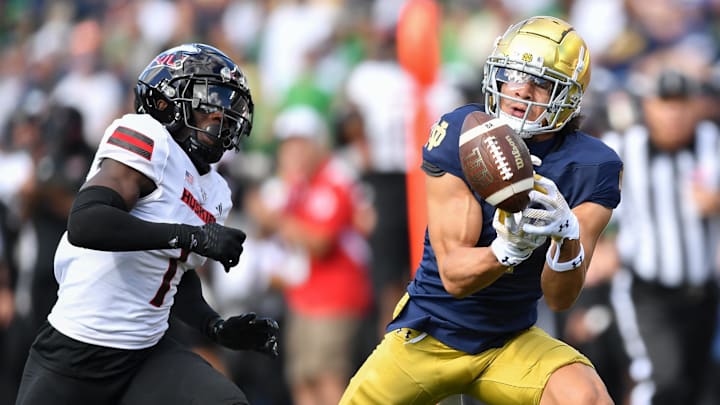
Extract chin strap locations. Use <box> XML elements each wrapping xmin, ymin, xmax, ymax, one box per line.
<box><xmin>498</xmin><ymin>110</ymin><xmax>545</xmax><ymax>138</ymax></box>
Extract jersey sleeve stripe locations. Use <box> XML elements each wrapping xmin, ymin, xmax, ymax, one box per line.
<box><xmin>107</xmin><ymin>126</ymin><xmax>155</xmax><ymax>160</ymax></box>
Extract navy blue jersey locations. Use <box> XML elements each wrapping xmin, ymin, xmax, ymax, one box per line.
<box><xmin>388</xmin><ymin>103</ymin><xmax>623</xmax><ymax>354</ymax></box>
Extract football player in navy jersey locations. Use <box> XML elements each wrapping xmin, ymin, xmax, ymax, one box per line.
<box><xmin>15</xmin><ymin>44</ymin><xmax>279</xmax><ymax>405</ymax></box>
<box><xmin>340</xmin><ymin>16</ymin><xmax>622</xmax><ymax>405</ymax></box>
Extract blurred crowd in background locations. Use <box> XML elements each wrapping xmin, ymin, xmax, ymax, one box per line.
<box><xmin>2</xmin><ymin>0</ymin><xmax>720</xmax><ymax>404</ymax></box>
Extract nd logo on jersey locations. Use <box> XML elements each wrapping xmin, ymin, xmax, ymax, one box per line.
<box><xmin>426</xmin><ymin>120</ymin><xmax>448</xmax><ymax>151</ymax></box>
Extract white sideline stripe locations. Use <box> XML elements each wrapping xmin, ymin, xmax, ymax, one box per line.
<box><xmin>459</xmin><ymin>118</ymin><xmax>507</xmax><ymax>146</ymax></box>
<box><xmin>485</xmin><ymin>177</ymin><xmax>534</xmax><ymax>205</ymax></box>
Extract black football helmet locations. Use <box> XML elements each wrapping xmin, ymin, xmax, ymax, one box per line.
<box><xmin>134</xmin><ymin>43</ymin><xmax>253</xmax><ymax>165</ymax></box>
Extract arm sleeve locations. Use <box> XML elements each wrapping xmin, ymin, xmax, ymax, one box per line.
<box><xmin>66</xmin><ymin>185</ymin><xmax>189</xmax><ymax>251</ymax></box>
<box><xmin>171</xmin><ymin>269</ymin><xmax>221</xmax><ymax>336</ymax></box>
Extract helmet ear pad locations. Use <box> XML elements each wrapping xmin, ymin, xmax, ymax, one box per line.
<box><xmin>135</xmin><ymin>80</ymin><xmax>181</xmax><ymax>128</ymax></box>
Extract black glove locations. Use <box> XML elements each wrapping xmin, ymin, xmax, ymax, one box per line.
<box><xmin>174</xmin><ymin>223</ymin><xmax>246</xmax><ymax>272</ymax></box>
<box><xmin>208</xmin><ymin>313</ymin><xmax>280</xmax><ymax>358</ymax></box>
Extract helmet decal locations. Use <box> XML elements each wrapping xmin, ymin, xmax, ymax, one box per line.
<box><xmin>154</xmin><ymin>53</ymin><xmax>189</xmax><ymax>69</ymax></box>
<box><xmin>152</xmin><ymin>44</ymin><xmax>200</xmax><ymax>69</ymax></box>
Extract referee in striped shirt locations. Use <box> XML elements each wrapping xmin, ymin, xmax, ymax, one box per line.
<box><xmin>603</xmin><ymin>62</ymin><xmax>720</xmax><ymax>405</ymax></box>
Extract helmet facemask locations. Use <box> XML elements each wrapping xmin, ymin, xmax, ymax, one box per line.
<box><xmin>484</xmin><ymin>62</ymin><xmax>583</xmax><ymax>138</ymax></box>
<box><xmin>175</xmin><ymin>76</ymin><xmax>253</xmax><ymax>165</ymax></box>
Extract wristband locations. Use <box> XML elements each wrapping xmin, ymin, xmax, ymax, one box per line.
<box><xmin>546</xmin><ymin>241</ymin><xmax>584</xmax><ymax>272</ymax></box>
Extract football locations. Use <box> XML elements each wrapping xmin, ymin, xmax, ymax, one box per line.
<box><xmin>459</xmin><ymin>111</ymin><xmax>534</xmax><ymax>212</ymax></box>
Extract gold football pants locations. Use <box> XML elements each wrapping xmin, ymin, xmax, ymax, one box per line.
<box><xmin>340</xmin><ymin>297</ymin><xmax>592</xmax><ymax>405</ymax></box>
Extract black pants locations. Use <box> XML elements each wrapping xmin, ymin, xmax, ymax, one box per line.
<box><xmin>624</xmin><ymin>276</ymin><xmax>719</xmax><ymax>405</ymax></box>
<box><xmin>15</xmin><ymin>322</ymin><xmax>248</xmax><ymax>405</ymax></box>
<box><xmin>363</xmin><ymin>172</ymin><xmax>410</xmax><ymax>291</ymax></box>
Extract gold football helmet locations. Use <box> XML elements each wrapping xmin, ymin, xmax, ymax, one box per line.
<box><xmin>482</xmin><ymin>16</ymin><xmax>591</xmax><ymax>138</ymax></box>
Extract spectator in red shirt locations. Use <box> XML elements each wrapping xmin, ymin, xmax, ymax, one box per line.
<box><xmin>246</xmin><ymin>105</ymin><xmax>373</xmax><ymax>405</ymax></box>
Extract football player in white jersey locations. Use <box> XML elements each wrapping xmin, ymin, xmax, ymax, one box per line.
<box><xmin>15</xmin><ymin>43</ymin><xmax>279</xmax><ymax>405</ymax></box>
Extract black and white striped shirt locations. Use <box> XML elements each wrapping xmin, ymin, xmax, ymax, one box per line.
<box><xmin>603</xmin><ymin>121</ymin><xmax>720</xmax><ymax>287</ymax></box>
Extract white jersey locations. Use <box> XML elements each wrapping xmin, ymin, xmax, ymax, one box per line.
<box><xmin>48</xmin><ymin>114</ymin><xmax>232</xmax><ymax>350</ymax></box>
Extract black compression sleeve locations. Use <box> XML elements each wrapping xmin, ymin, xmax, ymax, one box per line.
<box><xmin>67</xmin><ymin>185</ymin><xmax>191</xmax><ymax>251</ymax></box>
<box><xmin>171</xmin><ymin>270</ymin><xmax>221</xmax><ymax>337</ymax></box>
